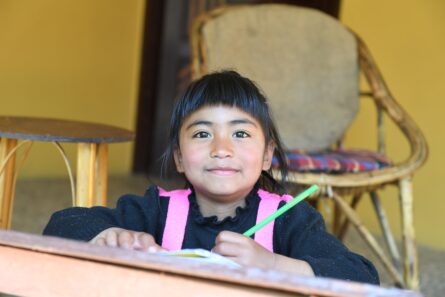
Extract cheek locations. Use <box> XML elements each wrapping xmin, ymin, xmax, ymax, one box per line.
<box><xmin>180</xmin><ymin>145</ymin><xmax>205</xmax><ymax>168</ymax></box>
<box><xmin>240</xmin><ymin>145</ymin><xmax>266</xmax><ymax>169</ymax></box>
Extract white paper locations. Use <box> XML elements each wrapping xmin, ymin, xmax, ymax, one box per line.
<box><xmin>157</xmin><ymin>248</ymin><xmax>241</xmax><ymax>268</ymax></box>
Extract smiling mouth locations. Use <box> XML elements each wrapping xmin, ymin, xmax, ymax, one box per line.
<box><xmin>207</xmin><ymin>168</ymin><xmax>239</xmax><ymax>176</ymax></box>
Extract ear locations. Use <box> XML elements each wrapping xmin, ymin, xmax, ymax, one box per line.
<box><xmin>173</xmin><ymin>148</ymin><xmax>185</xmax><ymax>173</ymax></box>
<box><xmin>262</xmin><ymin>141</ymin><xmax>275</xmax><ymax>171</ymax></box>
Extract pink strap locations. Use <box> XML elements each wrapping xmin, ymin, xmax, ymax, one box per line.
<box><xmin>255</xmin><ymin>189</ymin><xmax>293</xmax><ymax>252</ymax></box>
<box><xmin>159</xmin><ymin>187</ymin><xmax>192</xmax><ymax>250</ymax></box>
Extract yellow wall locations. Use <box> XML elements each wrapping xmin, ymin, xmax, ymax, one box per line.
<box><xmin>341</xmin><ymin>0</ymin><xmax>445</xmax><ymax>249</ymax></box>
<box><xmin>0</xmin><ymin>0</ymin><xmax>145</xmax><ymax>177</ymax></box>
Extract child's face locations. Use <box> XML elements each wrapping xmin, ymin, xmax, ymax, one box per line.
<box><xmin>174</xmin><ymin>105</ymin><xmax>274</xmax><ymax>204</ymax></box>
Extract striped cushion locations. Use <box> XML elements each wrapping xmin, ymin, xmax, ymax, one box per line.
<box><xmin>272</xmin><ymin>149</ymin><xmax>392</xmax><ymax>173</ymax></box>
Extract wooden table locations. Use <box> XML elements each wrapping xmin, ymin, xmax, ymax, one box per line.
<box><xmin>0</xmin><ymin>230</ymin><xmax>423</xmax><ymax>297</ymax></box>
<box><xmin>0</xmin><ymin>116</ymin><xmax>134</xmax><ymax>229</ymax></box>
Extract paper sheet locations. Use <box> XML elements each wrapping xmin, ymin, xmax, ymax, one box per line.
<box><xmin>158</xmin><ymin>249</ymin><xmax>241</xmax><ymax>268</ymax></box>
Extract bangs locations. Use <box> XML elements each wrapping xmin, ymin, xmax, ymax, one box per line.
<box><xmin>174</xmin><ymin>71</ymin><xmax>270</xmax><ymax>134</ymax></box>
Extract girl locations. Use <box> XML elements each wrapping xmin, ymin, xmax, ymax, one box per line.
<box><xmin>43</xmin><ymin>70</ymin><xmax>379</xmax><ymax>284</ymax></box>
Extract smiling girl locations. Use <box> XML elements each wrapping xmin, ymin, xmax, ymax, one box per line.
<box><xmin>43</xmin><ymin>70</ymin><xmax>379</xmax><ymax>284</ymax></box>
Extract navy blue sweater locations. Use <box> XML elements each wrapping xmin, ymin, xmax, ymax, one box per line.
<box><xmin>43</xmin><ymin>185</ymin><xmax>379</xmax><ymax>285</ymax></box>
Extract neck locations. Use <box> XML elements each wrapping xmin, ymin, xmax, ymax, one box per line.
<box><xmin>195</xmin><ymin>195</ymin><xmax>246</xmax><ymax>220</ymax></box>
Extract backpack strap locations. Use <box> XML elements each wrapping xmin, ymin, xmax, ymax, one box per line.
<box><xmin>255</xmin><ymin>189</ymin><xmax>293</xmax><ymax>252</ymax></box>
<box><xmin>158</xmin><ymin>187</ymin><xmax>192</xmax><ymax>250</ymax></box>
<box><xmin>158</xmin><ymin>187</ymin><xmax>293</xmax><ymax>252</ymax></box>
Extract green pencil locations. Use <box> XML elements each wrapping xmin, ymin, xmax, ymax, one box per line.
<box><xmin>243</xmin><ymin>185</ymin><xmax>319</xmax><ymax>237</ymax></box>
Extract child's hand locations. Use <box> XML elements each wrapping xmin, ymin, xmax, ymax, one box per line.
<box><xmin>213</xmin><ymin>231</ymin><xmax>275</xmax><ymax>269</ymax></box>
<box><xmin>90</xmin><ymin>227</ymin><xmax>166</xmax><ymax>252</ymax></box>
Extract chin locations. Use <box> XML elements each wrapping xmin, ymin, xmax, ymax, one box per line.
<box><xmin>200</xmin><ymin>186</ymin><xmax>250</xmax><ymax>202</ymax></box>
<box><xmin>205</xmin><ymin>188</ymin><xmax>236</xmax><ymax>198</ymax></box>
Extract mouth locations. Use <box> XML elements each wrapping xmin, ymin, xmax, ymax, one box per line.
<box><xmin>206</xmin><ymin>167</ymin><xmax>239</xmax><ymax>176</ymax></box>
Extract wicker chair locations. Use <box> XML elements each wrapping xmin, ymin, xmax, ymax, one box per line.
<box><xmin>190</xmin><ymin>4</ymin><xmax>428</xmax><ymax>289</ymax></box>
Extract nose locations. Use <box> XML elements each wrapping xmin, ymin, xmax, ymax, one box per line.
<box><xmin>210</xmin><ymin>134</ymin><xmax>233</xmax><ymax>158</ymax></box>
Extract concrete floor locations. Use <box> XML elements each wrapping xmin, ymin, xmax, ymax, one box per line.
<box><xmin>7</xmin><ymin>175</ymin><xmax>445</xmax><ymax>296</ymax></box>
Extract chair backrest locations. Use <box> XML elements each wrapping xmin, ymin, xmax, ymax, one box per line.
<box><xmin>191</xmin><ymin>4</ymin><xmax>359</xmax><ymax>150</ymax></box>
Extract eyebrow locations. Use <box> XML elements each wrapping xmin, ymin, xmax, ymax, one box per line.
<box><xmin>185</xmin><ymin>118</ymin><xmax>258</xmax><ymax>130</ymax></box>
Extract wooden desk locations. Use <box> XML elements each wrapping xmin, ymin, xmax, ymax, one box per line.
<box><xmin>0</xmin><ymin>230</ymin><xmax>422</xmax><ymax>297</ymax></box>
<box><xmin>0</xmin><ymin>116</ymin><xmax>134</xmax><ymax>229</ymax></box>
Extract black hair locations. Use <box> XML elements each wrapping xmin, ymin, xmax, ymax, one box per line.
<box><xmin>161</xmin><ymin>70</ymin><xmax>288</xmax><ymax>194</ymax></box>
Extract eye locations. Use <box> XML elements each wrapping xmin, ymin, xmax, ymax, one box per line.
<box><xmin>233</xmin><ymin>131</ymin><xmax>250</xmax><ymax>138</ymax></box>
<box><xmin>193</xmin><ymin>131</ymin><xmax>211</xmax><ymax>138</ymax></box>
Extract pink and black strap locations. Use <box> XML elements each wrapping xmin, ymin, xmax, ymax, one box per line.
<box><xmin>159</xmin><ymin>187</ymin><xmax>292</xmax><ymax>252</ymax></box>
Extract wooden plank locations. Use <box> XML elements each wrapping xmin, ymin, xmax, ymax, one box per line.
<box><xmin>0</xmin><ymin>230</ymin><xmax>422</xmax><ymax>297</ymax></box>
<box><xmin>0</xmin><ymin>245</ymin><xmax>291</xmax><ymax>297</ymax></box>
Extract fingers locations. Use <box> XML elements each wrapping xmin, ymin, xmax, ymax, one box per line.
<box><xmin>212</xmin><ymin>241</ymin><xmax>240</xmax><ymax>257</ymax></box>
<box><xmin>117</xmin><ymin>230</ymin><xmax>133</xmax><ymax>249</ymax></box>
<box><xmin>94</xmin><ymin>237</ymin><xmax>106</xmax><ymax>246</ymax></box>
<box><xmin>90</xmin><ymin>228</ymin><xmax>116</xmax><ymax>245</ymax></box>
<box><xmin>215</xmin><ymin>230</ymin><xmax>245</xmax><ymax>245</ymax></box>
<box><xmin>120</xmin><ymin>231</ymin><xmax>166</xmax><ymax>252</ymax></box>
<box><xmin>215</xmin><ymin>231</ymin><xmax>250</xmax><ymax>250</ymax></box>
<box><xmin>90</xmin><ymin>227</ymin><xmax>164</xmax><ymax>252</ymax></box>
<box><xmin>91</xmin><ymin>228</ymin><xmax>133</xmax><ymax>249</ymax></box>
<box><xmin>213</xmin><ymin>230</ymin><xmax>275</xmax><ymax>268</ymax></box>
<box><xmin>105</xmin><ymin>228</ymin><xmax>118</xmax><ymax>247</ymax></box>
<box><xmin>137</xmin><ymin>233</ymin><xmax>166</xmax><ymax>252</ymax></box>
<box><xmin>213</xmin><ymin>231</ymin><xmax>250</xmax><ymax>257</ymax></box>
<box><xmin>116</xmin><ymin>230</ymin><xmax>160</xmax><ymax>251</ymax></box>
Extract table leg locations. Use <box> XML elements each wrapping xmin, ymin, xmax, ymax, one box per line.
<box><xmin>96</xmin><ymin>144</ymin><xmax>108</xmax><ymax>206</ymax></box>
<box><xmin>0</xmin><ymin>138</ymin><xmax>18</xmax><ymax>229</ymax></box>
<box><xmin>76</xmin><ymin>143</ymin><xmax>108</xmax><ymax>207</ymax></box>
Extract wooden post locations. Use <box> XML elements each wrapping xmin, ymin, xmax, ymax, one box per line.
<box><xmin>370</xmin><ymin>191</ymin><xmax>401</xmax><ymax>267</ymax></box>
<box><xmin>95</xmin><ymin>143</ymin><xmax>108</xmax><ymax>206</ymax></box>
<box><xmin>0</xmin><ymin>138</ymin><xmax>17</xmax><ymax>229</ymax></box>
<box><xmin>76</xmin><ymin>143</ymin><xmax>96</xmax><ymax>207</ymax></box>
<box><xmin>76</xmin><ymin>143</ymin><xmax>108</xmax><ymax>207</ymax></box>
<box><xmin>337</xmin><ymin>194</ymin><xmax>362</xmax><ymax>240</ymax></box>
<box><xmin>399</xmin><ymin>176</ymin><xmax>419</xmax><ymax>290</ymax></box>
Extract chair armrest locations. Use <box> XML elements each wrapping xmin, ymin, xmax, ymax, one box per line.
<box><xmin>356</xmin><ymin>35</ymin><xmax>428</xmax><ymax>178</ymax></box>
